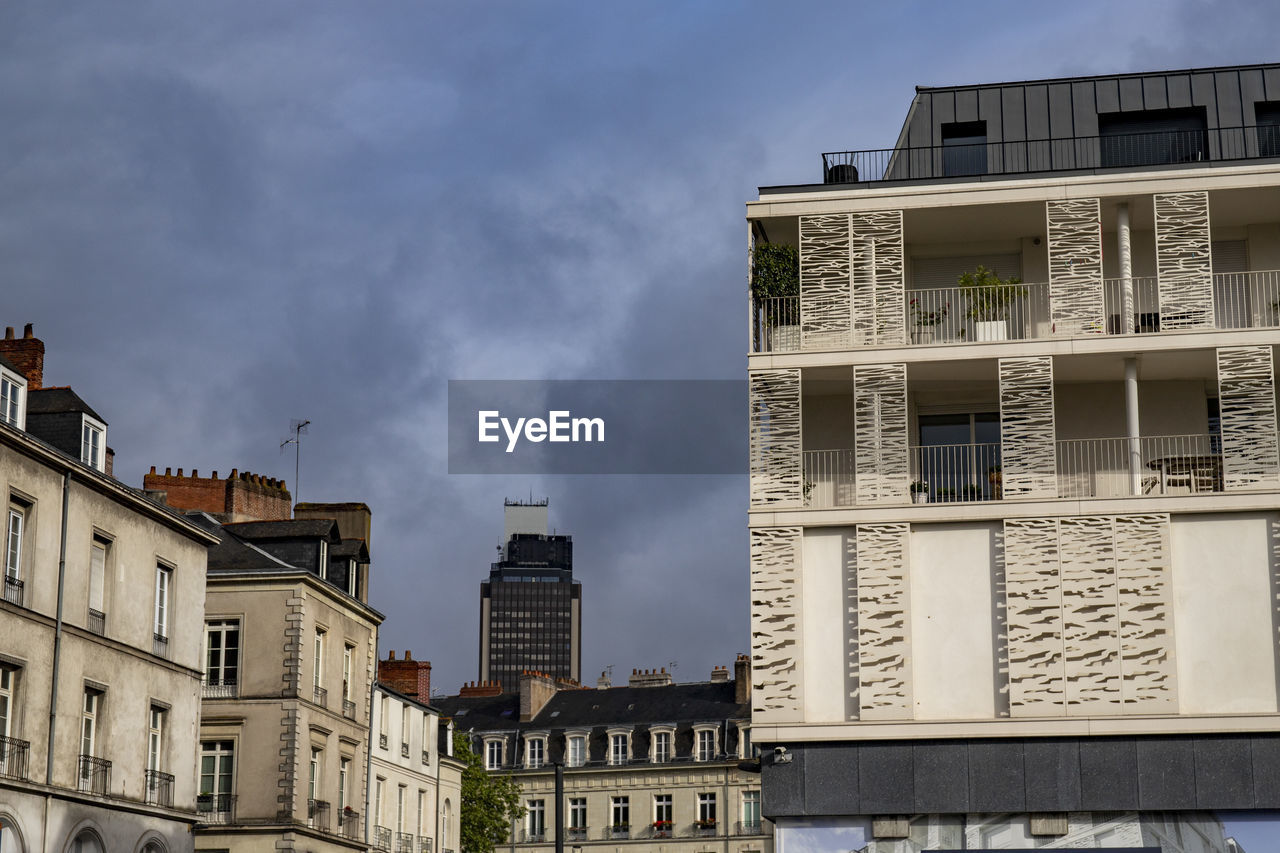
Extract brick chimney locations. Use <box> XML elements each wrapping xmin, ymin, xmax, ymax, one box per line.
<box><xmin>628</xmin><ymin>667</ymin><xmax>674</xmax><ymax>688</ymax></box>
<box><xmin>458</xmin><ymin>680</ymin><xmax>503</xmax><ymax>698</ymax></box>
<box><xmin>710</xmin><ymin>665</ymin><xmax>730</xmax><ymax>683</ymax></box>
<box><xmin>519</xmin><ymin>670</ymin><xmax>558</xmax><ymax>721</ymax></box>
<box><xmin>379</xmin><ymin>649</ymin><xmax>432</xmax><ymax>701</ymax></box>
<box><xmin>143</xmin><ymin>467</ymin><xmax>291</xmax><ymax>522</ymax></box>
<box><xmin>734</xmin><ymin>654</ymin><xmax>752</xmax><ymax>706</ymax></box>
<box><xmin>0</xmin><ymin>324</ymin><xmax>44</xmax><ymax>388</ymax></box>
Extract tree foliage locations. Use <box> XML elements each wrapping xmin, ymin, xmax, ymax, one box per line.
<box><xmin>750</xmin><ymin>242</ymin><xmax>800</xmax><ymax>299</ymax></box>
<box><xmin>455</xmin><ymin>731</ymin><xmax>526</xmax><ymax>853</ymax></box>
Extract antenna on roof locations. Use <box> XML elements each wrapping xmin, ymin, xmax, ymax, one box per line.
<box><xmin>280</xmin><ymin>419</ymin><xmax>310</xmax><ymax>504</ymax></box>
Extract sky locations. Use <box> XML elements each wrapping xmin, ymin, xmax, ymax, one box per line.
<box><xmin>3</xmin><ymin>0</ymin><xmax>1279</xmax><ymax>710</ymax></box>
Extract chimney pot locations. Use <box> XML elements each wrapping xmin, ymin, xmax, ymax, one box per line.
<box><xmin>212</xmin><ymin>470</ymin><xmax>218</xmax><ymax>479</ymax></box>
<box><xmin>3</xmin><ymin>327</ymin><xmax>12</xmax><ymax>339</ymax></box>
<box><xmin>389</xmin><ymin>651</ymin><xmax>396</xmax><ymax>660</ymax></box>
<box><xmin>22</xmin><ymin>323</ymin><xmax>32</xmax><ymax>339</ymax></box>
<box><xmin>149</xmin><ymin>466</ymin><xmax>156</xmax><ymax>475</ymax></box>
<box><xmin>192</xmin><ymin>469</ymin><xmax>198</xmax><ymax>478</ymax></box>
<box><xmin>405</xmin><ymin>650</ymin><xmax>412</xmax><ymax>661</ymax></box>
<box><xmin>165</xmin><ymin>468</ymin><xmax>172</xmax><ymax>476</ymax></box>
<box><xmin>177</xmin><ymin>469</ymin><xmax>183</xmax><ymax>477</ymax></box>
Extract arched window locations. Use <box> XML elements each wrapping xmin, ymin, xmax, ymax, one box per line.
<box><xmin>442</xmin><ymin>798</ymin><xmax>452</xmax><ymax>845</ymax></box>
<box><xmin>0</xmin><ymin>812</ymin><xmax>27</xmax><ymax>853</ymax></box>
<box><xmin>69</xmin><ymin>831</ymin><xmax>104</xmax><ymax>853</ymax></box>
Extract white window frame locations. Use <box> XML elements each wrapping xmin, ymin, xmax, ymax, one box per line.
<box><xmin>417</xmin><ymin>789</ymin><xmax>425</xmax><ymax>835</ymax></box>
<box><xmin>81</xmin><ymin>689</ymin><xmax>99</xmax><ymax>758</ymax></box>
<box><xmin>401</xmin><ymin>704</ymin><xmax>411</xmax><ymax>754</ymax></box>
<box><xmin>566</xmin><ymin>733</ymin><xmax>586</xmax><ymax>768</ymax></box>
<box><xmin>610</xmin><ymin>796</ymin><xmax>630</xmax><ymax>829</ymax></box>
<box><xmin>80</xmin><ymin>415</ymin><xmax>106</xmax><ymax>471</ymax></box>
<box><xmin>309</xmin><ymin>747</ymin><xmax>321</xmax><ymax>801</ymax></box>
<box><xmin>147</xmin><ymin>705</ymin><xmax>165</xmax><ymax>773</ymax></box>
<box><xmin>527</xmin><ymin>799</ymin><xmax>546</xmax><ymax>838</ymax></box>
<box><xmin>568</xmin><ymin>797</ymin><xmax>587</xmax><ymax>831</ymax></box>
<box><xmin>397</xmin><ymin>784</ymin><xmax>406</xmax><ymax>832</ymax></box>
<box><xmin>342</xmin><ymin>645</ymin><xmax>353</xmax><ymax>702</ymax></box>
<box><xmin>0</xmin><ymin>370</ymin><xmax>24</xmax><ymax>429</ymax></box>
<box><xmin>339</xmin><ymin>757</ymin><xmax>350</xmax><ymax>809</ymax></box>
<box><xmin>5</xmin><ymin>502</ymin><xmax>25</xmax><ymax>583</ymax></box>
<box><xmin>742</xmin><ymin>790</ymin><xmax>761</xmax><ymax>829</ymax></box>
<box><xmin>608</xmin><ymin>730</ymin><xmax>630</xmax><ymax>766</ymax></box>
<box><xmin>653</xmin><ymin>793</ymin><xmax>673</xmax><ymax>826</ymax></box>
<box><xmin>698</xmin><ymin>792</ymin><xmax>717</xmax><ymax>824</ymax></box>
<box><xmin>650</xmin><ymin>728</ymin><xmax>673</xmax><ymax>763</ymax></box>
<box><xmin>526</xmin><ymin>736</ymin><xmax>545</xmax><ymax>769</ymax></box>
<box><xmin>374</xmin><ymin>776</ymin><xmax>386</xmax><ymax>826</ymax></box>
<box><xmin>346</xmin><ymin>559</ymin><xmax>358</xmax><ymax>596</ymax></box>
<box><xmin>484</xmin><ymin>738</ymin><xmax>504</xmax><ymax>770</ymax></box>
<box><xmin>153</xmin><ymin>565</ymin><xmax>171</xmax><ymax>639</ymax></box>
<box><xmin>205</xmin><ymin>619</ymin><xmax>240</xmax><ymax>690</ymax></box>
<box><xmin>694</xmin><ymin>726</ymin><xmax>718</xmax><ymax>762</ymax></box>
<box><xmin>319</xmin><ymin>540</ymin><xmax>328</xmax><ymax>580</ymax></box>
<box><xmin>0</xmin><ymin>667</ymin><xmax>15</xmax><ymax>740</ymax></box>
<box><xmin>313</xmin><ymin>628</ymin><xmax>325</xmax><ymax>690</ymax></box>
<box><xmin>199</xmin><ymin>739</ymin><xmax>235</xmax><ymax>800</ymax></box>
<box><xmin>88</xmin><ymin>537</ymin><xmax>107</xmax><ymax>620</ymax></box>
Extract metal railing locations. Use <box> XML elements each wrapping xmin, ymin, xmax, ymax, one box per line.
<box><xmin>153</xmin><ymin>633</ymin><xmax>169</xmax><ymax>658</ymax></box>
<box><xmin>3</xmin><ymin>575</ymin><xmax>23</xmax><ymax>606</ymax></box>
<box><xmin>396</xmin><ymin>830</ymin><xmax>416</xmax><ymax>852</ymax></box>
<box><xmin>692</xmin><ymin>821</ymin><xmax>718</xmax><ymax>837</ymax></box>
<box><xmin>401</xmin><ymin>742</ymin><xmax>411</xmax><ymax>758</ymax></box>
<box><xmin>422</xmin><ymin>750</ymin><xmax>430</xmax><ymax>765</ymax></box>
<box><xmin>340</xmin><ymin>808</ymin><xmax>362</xmax><ymax>839</ymax></box>
<box><xmin>911</xmin><ymin>443</ymin><xmax>1003</xmax><ymax>504</ymax></box>
<box><xmin>649</xmin><ymin>822</ymin><xmax>675</xmax><ymax>838</ymax></box>
<box><xmin>373</xmin><ymin>825</ymin><xmax>393</xmax><ymax>851</ymax></box>
<box><xmin>803</xmin><ymin>449</ymin><xmax>856</xmax><ymax>509</ymax></box>
<box><xmin>607</xmin><ymin>825</ymin><xmax>631</xmax><ymax>840</ymax></box>
<box><xmin>202</xmin><ymin>677</ymin><xmax>237</xmax><ymax>699</ymax></box>
<box><xmin>522</xmin><ymin>829</ymin><xmax>547</xmax><ymax>843</ymax></box>
<box><xmin>736</xmin><ymin>820</ymin><xmax>764</xmax><ymax>836</ymax></box>
<box><xmin>197</xmin><ymin>793</ymin><xmax>236</xmax><ymax>824</ymax></box>
<box><xmin>308</xmin><ymin>798</ymin><xmax>331</xmax><ymax>832</ymax></box>
<box><xmin>313</xmin><ymin>685</ymin><xmax>328</xmax><ymax>708</ymax></box>
<box><xmin>751</xmin><ymin>271</ymin><xmax>1280</xmax><ymax>353</ymax></box>
<box><xmin>1057</xmin><ymin>434</ymin><xmax>1221</xmax><ymax>498</ymax></box>
<box><xmin>343</xmin><ymin>698</ymin><xmax>357</xmax><ymax>719</ymax></box>
<box><xmin>419</xmin><ymin>836</ymin><xmax>435</xmax><ymax>853</ymax></box>
<box><xmin>380</xmin><ymin>733</ymin><xmax>389</xmax><ymax>749</ymax></box>
<box><xmin>0</xmin><ymin>734</ymin><xmax>30</xmax><ymax>780</ymax></box>
<box><xmin>821</xmin><ymin>125</ymin><xmax>1275</xmax><ymax>185</ymax></box>
<box><xmin>78</xmin><ymin>754</ymin><xmax>111</xmax><ymax>795</ymax></box>
<box><xmin>87</xmin><ymin>608</ymin><xmax>105</xmax><ymax>636</ymax></box>
<box><xmin>567</xmin><ymin>827</ymin><xmax>588</xmax><ymax>842</ymax></box>
<box><xmin>145</xmin><ymin>769</ymin><xmax>174</xmax><ymax>807</ymax></box>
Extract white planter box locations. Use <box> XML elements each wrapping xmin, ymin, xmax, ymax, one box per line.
<box><xmin>912</xmin><ymin>492</ymin><xmax>929</xmax><ymax>504</ymax></box>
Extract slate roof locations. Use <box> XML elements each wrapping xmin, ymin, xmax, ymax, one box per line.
<box><xmin>26</xmin><ymin>386</ymin><xmax>105</xmax><ymax>422</ymax></box>
<box><xmin>0</xmin><ymin>352</ymin><xmax>20</xmax><ymax>374</ymax></box>
<box><xmin>187</xmin><ymin>512</ymin><xmax>297</xmax><ymax>573</ymax></box>
<box><xmin>333</xmin><ymin>538</ymin><xmax>369</xmax><ymax>561</ymax></box>
<box><xmin>221</xmin><ymin>519</ymin><xmax>339</xmax><ymax>541</ymax></box>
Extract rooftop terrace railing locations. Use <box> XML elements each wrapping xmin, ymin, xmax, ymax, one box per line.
<box><xmin>821</xmin><ymin>125</ymin><xmax>1280</xmax><ymax>185</ymax></box>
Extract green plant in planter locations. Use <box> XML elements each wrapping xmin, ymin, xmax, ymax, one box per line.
<box><xmin>751</xmin><ymin>243</ymin><xmax>799</xmax><ymax>300</ymax></box>
<box><xmin>958</xmin><ymin>265</ymin><xmax>1027</xmax><ymax>322</ymax></box>
<box><xmin>909</xmin><ymin>480</ymin><xmax>929</xmax><ymax>494</ymax></box>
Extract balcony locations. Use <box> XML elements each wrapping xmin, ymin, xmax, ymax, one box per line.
<box><xmin>736</xmin><ymin>820</ymin><xmax>765</xmax><ymax>836</ymax></box>
<box><xmin>374</xmin><ymin>825</ymin><xmax>393</xmax><ymax>851</ymax></box>
<box><xmin>419</xmin><ymin>836</ymin><xmax>435</xmax><ymax>853</ymax></box>
<box><xmin>401</xmin><ymin>741</ymin><xmax>410</xmax><ymax>758</ymax></box>
<box><xmin>78</xmin><ymin>754</ymin><xmax>110</xmax><ymax>795</ymax></box>
<box><xmin>340</xmin><ymin>808</ymin><xmax>362</xmax><ymax>839</ymax></box>
<box><xmin>313</xmin><ymin>685</ymin><xmax>328</xmax><ymax>708</ymax></box>
<box><xmin>197</xmin><ymin>793</ymin><xmax>236</xmax><ymax>824</ymax></box>
<box><xmin>0</xmin><ymin>734</ymin><xmax>30</xmax><ymax>780</ymax></box>
<box><xmin>752</xmin><ymin>270</ymin><xmax>1280</xmax><ymax>353</ymax></box>
<box><xmin>153</xmin><ymin>633</ymin><xmax>169</xmax><ymax>658</ymax></box>
<box><xmin>343</xmin><ymin>698</ymin><xmax>357</xmax><ymax>719</ymax></box>
<box><xmin>3</xmin><ymin>575</ymin><xmax>23</xmax><ymax>606</ymax></box>
<box><xmin>87</xmin><ymin>608</ymin><xmax>105</xmax><ymax>636</ymax></box>
<box><xmin>567</xmin><ymin>827</ymin><xmax>588</xmax><ymax>842</ymax></box>
<box><xmin>308</xmin><ymin>798</ymin><xmax>331</xmax><ymax>832</ymax></box>
<box><xmin>202</xmin><ymin>677</ymin><xmax>237</xmax><ymax>699</ymax></box>
<box><xmin>692</xmin><ymin>821</ymin><xmax>718</xmax><ymax>837</ymax></box>
<box><xmin>422</xmin><ymin>749</ymin><xmax>430</xmax><ymax>765</ymax></box>
<box><xmin>145</xmin><ymin>769</ymin><xmax>174</xmax><ymax>807</ymax></box>
<box><xmin>608</xmin><ymin>825</ymin><xmax>630</xmax><ymax>840</ymax></box>
<box><xmin>396</xmin><ymin>830</ymin><xmax>416</xmax><ymax>852</ymax></box>
<box><xmin>820</xmin><ymin>125</ymin><xmax>1272</xmax><ymax>186</ymax></box>
<box><xmin>650</xmin><ymin>821</ymin><xmax>674</xmax><ymax>838</ymax></box>
<box><xmin>380</xmin><ymin>733</ymin><xmax>389</xmax><ymax>749</ymax></box>
<box><xmin>522</xmin><ymin>829</ymin><xmax>547</xmax><ymax>843</ymax></box>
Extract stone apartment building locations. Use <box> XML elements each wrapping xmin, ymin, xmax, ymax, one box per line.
<box><xmin>1</xmin><ymin>325</ymin><xmax>216</xmax><ymax>853</ymax></box>
<box><xmin>436</xmin><ymin>658</ymin><xmax>772</xmax><ymax>853</ymax></box>
<box><xmin>746</xmin><ymin>63</ymin><xmax>1280</xmax><ymax>850</ymax></box>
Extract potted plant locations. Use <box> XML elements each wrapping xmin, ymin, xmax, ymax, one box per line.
<box><xmin>909</xmin><ymin>297</ymin><xmax>949</xmax><ymax>344</ymax></box>
<box><xmin>987</xmin><ymin>465</ymin><xmax>1002</xmax><ymax>500</ymax></box>
<box><xmin>694</xmin><ymin>818</ymin><xmax>718</xmax><ymax>830</ymax></box>
<box><xmin>653</xmin><ymin>819</ymin><xmax>673</xmax><ymax>837</ymax></box>
<box><xmin>909</xmin><ymin>480</ymin><xmax>929</xmax><ymax>504</ymax></box>
<box><xmin>611</xmin><ymin>823</ymin><xmax>630</xmax><ymax>838</ymax></box>
<box><xmin>752</xmin><ymin>242</ymin><xmax>800</xmax><ymax>351</ymax></box>
<box><xmin>958</xmin><ymin>265</ymin><xmax>1027</xmax><ymax>342</ymax></box>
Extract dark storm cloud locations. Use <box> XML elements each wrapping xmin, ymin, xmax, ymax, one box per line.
<box><xmin>4</xmin><ymin>0</ymin><xmax>1279</xmax><ymax>693</ymax></box>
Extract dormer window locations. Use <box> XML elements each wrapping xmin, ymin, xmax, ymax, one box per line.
<box><xmin>525</xmin><ymin>735</ymin><xmax>546</xmax><ymax>769</ymax></box>
<box><xmin>80</xmin><ymin>417</ymin><xmax>105</xmax><ymax>471</ymax></box>
<box><xmin>649</xmin><ymin>726</ymin><xmax>674</xmax><ymax>763</ymax></box>
<box><xmin>0</xmin><ymin>370</ymin><xmax>23</xmax><ymax>429</ymax></box>
<box><xmin>607</xmin><ymin>728</ymin><xmax>631</xmax><ymax>766</ymax></box>
<box><xmin>693</xmin><ymin>725</ymin><xmax>719</xmax><ymax>762</ymax></box>
<box><xmin>565</xmin><ymin>731</ymin><xmax>587</xmax><ymax>768</ymax></box>
<box><xmin>484</xmin><ymin>737</ymin><xmax>505</xmax><ymax>770</ymax></box>
<box><xmin>347</xmin><ymin>560</ymin><xmax>357</xmax><ymax>597</ymax></box>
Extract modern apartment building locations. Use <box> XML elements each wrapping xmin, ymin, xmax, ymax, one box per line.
<box><xmin>746</xmin><ymin>64</ymin><xmax>1280</xmax><ymax>851</ymax></box>
<box><xmin>479</xmin><ymin>499</ymin><xmax>581</xmax><ymax>691</ymax></box>
<box><xmin>1</xmin><ymin>326</ymin><xmax>216</xmax><ymax>853</ymax></box>
<box><xmin>436</xmin><ymin>659</ymin><xmax>770</xmax><ymax>853</ymax></box>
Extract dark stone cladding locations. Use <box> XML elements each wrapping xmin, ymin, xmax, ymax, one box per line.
<box><xmin>762</xmin><ymin>734</ymin><xmax>1280</xmax><ymax>817</ymax></box>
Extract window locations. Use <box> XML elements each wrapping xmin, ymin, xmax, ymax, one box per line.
<box><xmin>609</xmin><ymin>732</ymin><xmax>629</xmax><ymax>765</ymax></box>
<box><xmin>651</xmin><ymin>730</ymin><xmax>671</xmax><ymax>763</ymax></box>
<box><xmin>5</xmin><ymin>502</ymin><xmax>24</xmax><ymax>584</ymax></box>
<box><xmin>205</xmin><ymin>620</ymin><xmax>240</xmax><ymax>693</ymax></box>
<box><xmin>653</xmin><ymin>794</ymin><xmax>672</xmax><ymax>832</ymax></box>
<box><xmin>380</xmin><ymin>694</ymin><xmax>389</xmax><ymax>746</ymax></box>
<box><xmin>397</xmin><ymin>785</ymin><xmax>406</xmax><ymax>832</ymax></box>
<box><xmin>742</xmin><ymin>790</ymin><xmax>761</xmax><ymax>830</ymax></box>
<box><xmin>739</xmin><ymin>726</ymin><xmax>755</xmax><ymax>759</ymax></box>
<box><xmin>485</xmin><ymin>739</ymin><xmax>503</xmax><ymax>770</ymax></box>
<box><xmin>153</xmin><ymin>565</ymin><xmax>171</xmax><ymax>639</ymax></box>
<box><xmin>347</xmin><ymin>560</ymin><xmax>358</xmax><ymax>596</ymax></box>
<box><xmin>917</xmin><ymin>411</ymin><xmax>1001</xmax><ymax>501</ymax></box>
<box><xmin>417</xmin><ymin>789</ymin><xmax>425</xmax><ymax>835</ymax></box>
<box><xmin>610</xmin><ymin>796</ymin><xmax>629</xmax><ymax>829</ymax></box>
<box><xmin>1099</xmin><ymin>107</ymin><xmax>1209</xmax><ymax>168</ymax></box>
<box><xmin>1258</xmin><ymin>101</ymin><xmax>1280</xmax><ymax>157</ymax></box>
<box><xmin>342</xmin><ymin>645</ymin><xmax>353</xmax><ymax>702</ymax></box>
<box><xmin>526</xmin><ymin>737</ymin><xmax>545</xmax><ymax>769</ymax></box>
<box><xmin>421</xmin><ymin>713</ymin><xmax>430</xmax><ymax>762</ymax></box>
<box><xmin>81</xmin><ymin>418</ymin><xmax>104</xmax><ymax>471</ymax></box>
<box><xmin>339</xmin><ymin>758</ymin><xmax>350</xmax><ymax>809</ymax></box>
<box><xmin>566</xmin><ymin>733</ymin><xmax>585</xmax><ymax>767</ymax></box>
<box><xmin>374</xmin><ymin>777</ymin><xmax>386</xmax><ymax>825</ymax></box>
<box><xmin>0</xmin><ymin>667</ymin><xmax>14</xmax><ymax>739</ymax></box>
<box><xmin>309</xmin><ymin>747</ymin><xmax>321</xmax><ymax>801</ymax></box>
<box><xmin>696</xmin><ymin>728</ymin><xmax>717</xmax><ymax>761</ymax></box>
<box><xmin>199</xmin><ymin>740</ymin><xmax>235</xmax><ymax>808</ymax></box>
<box><xmin>941</xmin><ymin>120</ymin><xmax>987</xmax><ymax>177</ymax></box>
<box><xmin>698</xmin><ymin>792</ymin><xmax>717</xmax><ymax>824</ymax></box>
<box><xmin>401</xmin><ymin>704</ymin><xmax>411</xmax><ymax>755</ymax></box>
<box><xmin>319</xmin><ymin>539</ymin><xmax>328</xmax><ymax>578</ymax></box>
<box><xmin>313</xmin><ymin>629</ymin><xmax>325</xmax><ymax>690</ymax></box>
<box><xmin>0</xmin><ymin>372</ymin><xmax>22</xmax><ymax>428</ymax></box>
<box><xmin>568</xmin><ymin>797</ymin><xmax>586</xmax><ymax>831</ymax></box>
<box><xmin>147</xmin><ymin>706</ymin><xmax>165</xmax><ymax>772</ymax></box>
<box><xmin>88</xmin><ymin>538</ymin><xmax>107</xmax><ymax>632</ymax></box>
<box><xmin>527</xmin><ymin>799</ymin><xmax>546</xmax><ymax>840</ymax></box>
<box><xmin>81</xmin><ymin>689</ymin><xmax>99</xmax><ymax>758</ymax></box>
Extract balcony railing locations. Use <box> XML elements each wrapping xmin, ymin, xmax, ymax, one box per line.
<box><xmin>197</xmin><ymin>793</ymin><xmax>236</xmax><ymax>824</ymax></box>
<box><xmin>752</xmin><ymin>270</ymin><xmax>1280</xmax><ymax>353</ymax></box>
<box><xmin>87</xmin><ymin>608</ymin><xmax>105</xmax><ymax>636</ymax></box>
<box><xmin>522</xmin><ymin>829</ymin><xmax>547</xmax><ymax>843</ymax></box>
<box><xmin>396</xmin><ymin>830</ymin><xmax>416</xmax><ymax>852</ymax></box>
<box><xmin>308</xmin><ymin>798</ymin><xmax>331</xmax><ymax>832</ymax></box>
<box><xmin>374</xmin><ymin>825</ymin><xmax>393</xmax><ymax>851</ymax></box>
<box><xmin>422</xmin><ymin>749</ymin><xmax>430</xmax><ymax>765</ymax></box>
<box><xmin>0</xmin><ymin>734</ymin><xmax>30</xmax><ymax>780</ymax></box>
<box><xmin>313</xmin><ymin>685</ymin><xmax>328</xmax><ymax>708</ymax></box>
<box><xmin>692</xmin><ymin>821</ymin><xmax>718</xmax><ymax>837</ymax></box>
<box><xmin>567</xmin><ymin>827</ymin><xmax>588</xmax><ymax>842</ymax></box>
<box><xmin>736</xmin><ymin>820</ymin><xmax>764</xmax><ymax>836</ymax></box>
<box><xmin>821</xmin><ymin>125</ymin><xmax>1274</xmax><ymax>185</ymax></box>
<box><xmin>3</xmin><ymin>575</ymin><xmax>23</xmax><ymax>606</ymax></box>
<box><xmin>145</xmin><ymin>769</ymin><xmax>174</xmax><ymax>807</ymax></box>
<box><xmin>608</xmin><ymin>825</ymin><xmax>631</xmax><ymax>840</ymax></box>
<box><xmin>340</xmin><ymin>808</ymin><xmax>362</xmax><ymax>839</ymax></box>
<box><xmin>343</xmin><ymin>698</ymin><xmax>357</xmax><ymax>719</ymax></box>
<box><xmin>78</xmin><ymin>754</ymin><xmax>110</xmax><ymax>795</ymax></box>
<box><xmin>649</xmin><ymin>822</ymin><xmax>674</xmax><ymax>838</ymax></box>
<box><xmin>401</xmin><ymin>742</ymin><xmax>411</xmax><ymax>758</ymax></box>
<box><xmin>153</xmin><ymin>633</ymin><xmax>169</xmax><ymax>658</ymax></box>
<box><xmin>202</xmin><ymin>677</ymin><xmax>237</xmax><ymax>699</ymax></box>
<box><xmin>380</xmin><ymin>733</ymin><xmax>389</xmax><ymax>749</ymax></box>
<box><xmin>419</xmin><ymin>836</ymin><xmax>435</xmax><ymax>853</ymax></box>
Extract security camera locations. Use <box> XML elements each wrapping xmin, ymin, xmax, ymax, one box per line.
<box><xmin>774</xmin><ymin>746</ymin><xmax>787</xmax><ymax>755</ymax></box>
<box><xmin>772</xmin><ymin>745</ymin><xmax>792</xmax><ymax>764</ymax></box>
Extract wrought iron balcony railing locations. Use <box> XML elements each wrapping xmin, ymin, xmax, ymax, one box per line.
<box><xmin>396</xmin><ymin>831</ymin><xmax>416</xmax><ymax>852</ymax></box>
<box><xmin>78</xmin><ymin>754</ymin><xmax>110</xmax><ymax>795</ymax></box>
<box><xmin>3</xmin><ymin>575</ymin><xmax>23</xmax><ymax>606</ymax></box>
<box><xmin>422</xmin><ymin>749</ymin><xmax>430</xmax><ymax>765</ymax></box>
<box><xmin>307</xmin><ymin>798</ymin><xmax>331</xmax><ymax>832</ymax></box>
<box><xmin>202</xmin><ymin>677</ymin><xmax>238</xmax><ymax>699</ymax></box>
<box><xmin>401</xmin><ymin>742</ymin><xmax>410</xmax><ymax>758</ymax></box>
<box><xmin>820</xmin><ymin>125</ymin><xmax>1277</xmax><ymax>186</ymax></box>
<box><xmin>145</xmin><ymin>769</ymin><xmax>174</xmax><ymax>807</ymax></box>
<box><xmin>0</xmin><ymin>734</ymin><xmax>30</xmax><ymax>780</ymax></box>
<box><xmin>87</xmin><ymin>608</ymin><xmax>105</xmax><ymax>636</ymax></box>
<box><xmin>419</xmin><ymin>836</ymin><xmax>434</xmax><ymax>853</ymax></box>
<box><xmin>522</xmin><ymin>829</ymin><xmax>547</xmax><ymax>843</ymax></box>
<box><xmin>752</xmin><ymin>270</ymin><xmax>1280</xmax><ymax>354</ymax></box>
<box><xmin>566</xmin><ymin>827</ymin><xmax>588</xmax><ymax>842</ymax></box>
<box><xmin>340</xmin><ymin>808</ymin><xmax>362</xmax><ymax>839</ymax></box>
<box><xmin>343</xmin><ymin>698</ymin><xmax>357</xmax><ymax>719</ymax></box>
<box><xmin>313</xmin><ymin>685</ymin><xmax>328</xmax><ymax>708</ymax></box>
<box><xmin>197</xmin><ymin>793</ymin><xmax>236</xmax><ymax>824</ymax></box>
<box><xmin>373</xmin><ymin>825</ymin><xmax>393</xmax><ymax>851</ymax></box>
<box><xmin>736</xmin><ymin>820</ymin><xmax>765</xmax><ymax>836</ymax></box>
<box><xmin>379</xmin><ymin>733</ymin><xmax>389</xmax><ymax>749</ymax></box>
<box><xmin>692</xmin><ymin>821</ymin><xmax>718</xmax><ymax>837</ymax></box>
<box><xmin>153</xmin><ymin>633</ymin><xmax>169</xmax><ymax>658</ymax></box>
<box><xmin>607</xmin><ymin>825</ymin><xmax>630</xmax><ymax>840</ymax></box>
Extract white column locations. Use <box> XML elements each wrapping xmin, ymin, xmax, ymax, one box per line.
<box><xmin>1125</xmin><ymin>357</ymin><xmax>1142</xmax><ymax>495</ymax></box>
<box><xmin>1118</xmin><ymin>203</ymin><xmax>1134</xmax><ymax>335</ymax></box>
